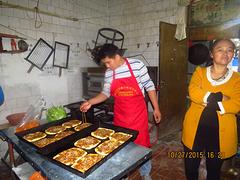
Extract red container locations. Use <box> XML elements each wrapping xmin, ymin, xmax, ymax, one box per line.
<box><xmin>15</xmin><ymin>119</ymin><xmax>40</xmax><ymax>133</ymax></box>
<box><xmin>6</xmin><ymin>112</ymin><xmax>25</xmax><ymax>125</ymax></box>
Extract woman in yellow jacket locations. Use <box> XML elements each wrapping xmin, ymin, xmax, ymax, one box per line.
<box><xmin>182</xmin><ymin>39</ymin><xmax>240</xmax><ymax>180</ymax></box>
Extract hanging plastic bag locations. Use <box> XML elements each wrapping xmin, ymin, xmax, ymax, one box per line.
<box><xmin>175</xmin><ymin>6</ymin><xmax>187</xmax><ymax>41</ymax></box>
<box><xmin>15</xmin><ymin>96</ymin><xmax>46</xmax><ymax>132</ymax></box>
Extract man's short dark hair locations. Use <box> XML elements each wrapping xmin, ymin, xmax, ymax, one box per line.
<box><xmin>93</xmin><ymin>44</ymin><xmax>122</xmax><ymax>64</ymax></box>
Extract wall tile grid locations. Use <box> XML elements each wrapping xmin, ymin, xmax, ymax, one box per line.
<box><xmin>0</xmin><ymin>0</ymin><xmax>179</xmax><ymax>124</ymax></box>
<box><xmin>109</xmin><ymin>0</ymin><xmax>178</xmax><ymax>66</ymax></box>
<box><xmin>0</xmin><ymin>0</ymin><xmax>108</xmax><ymax>123</ymax></box>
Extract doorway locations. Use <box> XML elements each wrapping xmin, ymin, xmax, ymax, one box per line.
<box><xmin>158</xmin><ymin>22</ymin><xmax>188</xmax><ymax>139</ymax></box>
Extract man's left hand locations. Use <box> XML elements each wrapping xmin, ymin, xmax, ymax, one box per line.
<box><xmin>153</xmin><ymin>109</ymin><xmax>161</xmax><ymax>124</ymax></box>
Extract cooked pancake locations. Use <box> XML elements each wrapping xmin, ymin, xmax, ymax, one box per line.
<box><xmin>23</xmin><ymin>131</ymin><xmax>46</xmax><ymax>142</ymax></box>
<box><xmin>53</xmin><ymin>147</ymin><xmax>87</xmax><ymax>166</ymax></box>
<box><xmin>33</xmin><ymin>137</ymin><xmax>57</xmax><ymax>148</ymax></box>
<box><xmin>109</xmin><ymin>132</ymin><xmax>132</xmax><ymax>143</ymax></box>
<box><xmin>55</xmin><ymin>130</ymin><xmax>75</xmax><ymax>140</ymax></box>
<box><xmin>71</xmin><ymin>153</ymin><xmax>103</xmax><ymax>172</ymax></box>
<box><xmin>62</xmin><ymin>120</ymin><xmax>82</xmax><ymax>128</ymax></box>
<box><xmin>45</xmin><ymin>125</ymin><xmax>66</xmax><ymax>135</ymax></box>
<box><xmin>74</xmin><ymin>136</ymin><xmax>101</xmax><ymax>150</ymax></box>
<box><xmin>91</xmin><ymin>127</ymin><xmax>115</xmax><ymax>140</ymax></box>
<box><xmin>95</xmin><ymin>139</ymin><xmax>122</xmax><ymax>156</ymax></box>
<box><xmin>74</xmin><ymin>123</ymin><xmax>92</xmax><ymax>132</ymax></box>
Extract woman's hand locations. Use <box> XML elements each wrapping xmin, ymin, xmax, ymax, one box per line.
<box><xmin>153</xmin><ymin>109</ymin><xmax>161</xmax><ymax>124</ymax></box>
<box><xmin>223</xmin><ymin>95</ymin><xmax>230</xmax><ymax>101</ymax></box>
<box><xmin>80</xmin><ymin>101</ymin><xmax>92</xmax><ymax>112</ymax></box>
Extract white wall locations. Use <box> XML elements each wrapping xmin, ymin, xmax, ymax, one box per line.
<box><xmin>108</xmin><ymin>0</ymin><xmax>178</xmax><ymax>66</ymax></box>
<box><xmin>0</xmin><ymin>0</ymin><xmax>109</xmax><ymax>123</ymax></box>
<box><xmin>0</xmin><ymin>0</ymin><xmax>179</xmax><ymax>124</ymax></box>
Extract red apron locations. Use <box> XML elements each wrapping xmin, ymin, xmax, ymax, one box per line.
<box><xmin>110</xmin><ymin>59</ymin><xmax>150</xmax><ymax>147</ymax></box>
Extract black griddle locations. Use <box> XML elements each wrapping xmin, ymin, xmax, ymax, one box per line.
<box><xmin>15</xmin><ymin>118</ymin><xmax>138</xmax><ymax>178</ymax></box>
<box><xmin>44</xmin><ymin>123</ymin><xmax>138</xmax><ymax>178</ymax></box>
<box><xmin>15</xmin><ymin>117</ymin><xmax>94</xmax><ymax>155</ymax></box>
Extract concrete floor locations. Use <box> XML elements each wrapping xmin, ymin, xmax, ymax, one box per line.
<box><xmin>129</xmin><ymin>130</ymin><xmax>193</xmax><ymax>180</ymax></box>
<box><xmin>0</xmin><ymin>161</ymin><xmax>13</xmax><ymax>180</ymax></box>
<box><xmin>128</xmin><ymin>128</ymin><xmax>240</xmax><ymax>180</ymax></box>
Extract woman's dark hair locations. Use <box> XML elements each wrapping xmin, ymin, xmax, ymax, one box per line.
<box><xmin>91</xmin><ymin>44</ymin><xmax>122</xmax><ymax>65</ymax></box>
<box><xmin>210</xmin><ymin>39</ymin><xmax>236</xmax><ymax>52</ymax></box>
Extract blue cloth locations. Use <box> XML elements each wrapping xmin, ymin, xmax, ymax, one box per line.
<box><xmin>139</xmin><ymin>159</ymin><xmax>152</xmax><ymax>176</ymax></box>
<box><xmin>0</xmin><ymin>86</ymin><xmax>4</xmax><ymax>105</ymax></box>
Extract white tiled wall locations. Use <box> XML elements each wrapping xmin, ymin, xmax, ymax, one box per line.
<box><xmin>0</xmin><ymin>0</ymin><xmax>179</xmax><ymax>124</ymax></box>
<box><xmin>0</xmin><ymin>0</ymin><xmax>109</xmax><ymax>123</ymax></box>
<box><xmin>108</xmin><ymin>0</ymin><xmax>178</xmax><ymax>66</ymax></box>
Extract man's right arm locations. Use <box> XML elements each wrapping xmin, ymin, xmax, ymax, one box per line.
<box><xmin>80</xmin><ymin>93</ymin><xmax>108</xmax><ymax>112</ymax></box>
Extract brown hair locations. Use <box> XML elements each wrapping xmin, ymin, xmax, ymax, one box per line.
<box><xmin>210</xmin><ymin>39</ymin><xmax>236</xmax><ymax>52</ymax></box>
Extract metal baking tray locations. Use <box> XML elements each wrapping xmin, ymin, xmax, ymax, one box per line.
<box><xmin>15</xmin><ymin>117</ymin><xmax>94</xmax><ymax>155</ymax></box>
<box><xmin>43</xmin><ymin>123</ymin><xmax>138</xmax><ymax>178</ymax></box>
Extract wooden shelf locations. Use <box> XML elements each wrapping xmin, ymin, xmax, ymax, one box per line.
<box><xmin>0</xmin><ymin>50</ymin><xmax>26</xmax><ymax>54</ymax></box>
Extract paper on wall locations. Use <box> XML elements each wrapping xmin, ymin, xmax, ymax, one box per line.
<box><xmin>2</xmin><ymin>38</ymin><xmax>12</xmax><ymax>51</ymax></box>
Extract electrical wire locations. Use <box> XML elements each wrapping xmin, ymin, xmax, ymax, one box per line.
<box><xmin>0</xmin><ymin>24</ymin><xmax>36</xmax><ymax>40</ymax></box>
<box><xmin>34</xmin><ymin>0</ymin><xmax>42</xmax><ymax>28</ymax></box>
<box><xmin>0</xmin><ymin>0</ymin><xmax>177</xmax><ymax>28</ymax></box>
